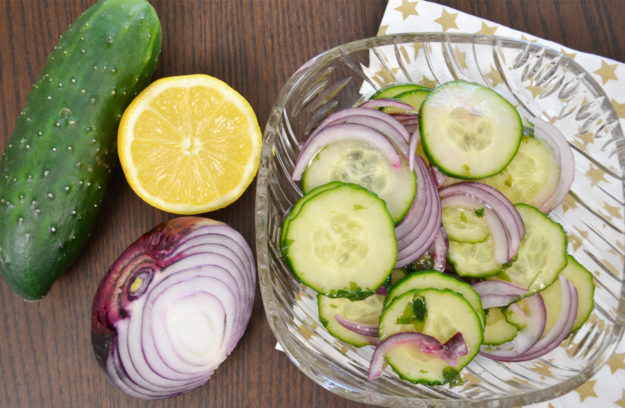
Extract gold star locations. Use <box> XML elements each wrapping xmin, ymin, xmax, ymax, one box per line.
<box><xmin>434</xmin><ymin>8</ymin><xmax>459</xmax><ymax>32</ymax></box>
<box><xmin>532</xmin><ymin>361</ymin><xmax>553</xmax><ymax>377</ymax></box>
<box><xmin>607</xmin><ymin>352</ymin><xmax>625</xmax><ymax>374</ymax></box>
<box><xmin>568</xmin><ymin>233</ymin><xmax>583</xmax><ymax>251</ymax></box>
<box><xmin>333</xmin><ymin>340</ymin><xmax>350</xmax><ymax>355</ymax></box>
<box><xmin>378</xmin><ymin>24</ymin><xmax>389</xmax><ymax>36</ymax></box>
<box><xmin>521</xmin><ymin>34</ymin><xmax>538</xmax><ymax>43</ymax></box>
<box><xmin>610</xmin><ymin>98</ymin><xmax>625</xmax><ymax>119</ymax></box>
<box><xmin>574</xmin><ymin>130</ymin><xmax>594</xmax><ymax>149</ymax></box>
<box><xmin>476</xmin><ymin>22</ymin><xmax>498</xmax><ymax>36</ymax></box>
<box><xmin>297</xmin><ymin>324</ymin><xmax>316</xmax><ymax>340</ymax></box>
<box><xmin>604</xmin><ymin>201</ymin><xmax>623</xmax><ymax>220</ymax></box>
<box><xmin>485</xmin><ymin>64</ymin><xmax>504</xmax><ymax>87</ymax></box>
<box><xmin>420</xmin><ymin>75</ymin><xmax>439</xmax><ymax>90</ymax></box>
<box><xmin>394</xmin><ymin>0</ymin><xmax>418</xmax><ymax>20</ymax></box>
<box><xmin>594</xmin><ymin>59</ymin><xmax>619</xmax><ymax>85</ymax></box>
<box><xmin>616</xmin><ymin>390</ymin><xmax>625</xmax><ymax>408</ymax></box>
<box><xmin>462</xmin><ymin>372</ymin><xmax>481</xmax><ymax>384</ymax></box>
<box><xmin>399</xmin><ymin>45</ymin><xmax>411</xmax><ymax>64</ymax></box>
<box><xmin>586</xmin><ymin>163</ymin><xmax>607</xmax><ymax>184</ymax></box>
<box><xmin>577</xmin><ymin>379</ymin><xmax>598</xmax><ymax>402</ymax></box>
<box><xmin>371</xmin><ymin>67</ymin><xmax>400</xmax><ymax>87</ymax></box>
<box><xmin>411</xmin><ymin>42</ymin><xmax>424</xmax><ymax>59</ymax></box>
<box><xmin>454</xmin><ymin>46</ymin><xmax>468</xmax><ymax>69</ymax></box>
<box><xmin>562</xmin><ymin>194</ymin><xmax>578</xmax><ymax>213</ymax></box>
<box><xmin>560</xmin><ymin>48</ymin><xmax>577</xmax><ymax>60</ymax></box>
<box><xmin>526</xmin><ymin>83</ymin><xmax>543</xmax><ymax>98</ymax></box>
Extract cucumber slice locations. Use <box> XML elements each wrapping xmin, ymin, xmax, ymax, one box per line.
<box><xmin>481</xmin><ymin>136</ymin><xmax>559</xmax><ymax>206</ymax></box>
<box><xmin>442</xmin><ymin>205</ymin><xmax>490</xmax><ymax>243</ymax></box>
<box><xmin>280</xmin><ymin>181</ymin><xmax>343</xmax><ymax>248</ymax></box>
<box><xmin>301</xmin><ymin>141</ymin><xmax>416</xmax><ymax>224</ymax></box>
<box><xmin>379</xmin><ymin>288</ymin><xmax>483</xmax><ymax>385</ymax></box>
<box><xmin>393</xmin><ymin>88</ymin><xmax>431</xmax><ymax>110</ymax></box>
<box><xmin>317</xmin><ymin>294</ymin><xmax>385</xmax><ymax>347</ymax></box>
<box><xmin>483</xmin><ymin>308</ymin><xmax>518</xmax><ymax>345</ymax></box>
<box><xmin>385</xmin><ymin>270</ymin><xmax>485</xmax><ymax>328</ymax></box>
<box><xmin>447</xmin><ymin>236</ymin><xmax>502</xmax><ymax>278</ymax></box>
<box><xmin>495</xmin><ymin>204</ymin><xmax>567</xmax><ymax>293</ymax></box>
<box><xmin>420</xmin><ymin>80</ymin><xmax>522</xmax><ymax>179</ymax></box>
<box><xmin>283</xmin><ymin>182</ymin><xmax>397</xmax><ymax>299</ymax></box>
<box><xmin>560</xmin><ymin>255</ymin><xmax>595</xmax><ymax>331</ymax></box>
<box><xmin>372</xmin><ymin>83</ymin><xmax>429</xmax><ymax>100</ymax></box>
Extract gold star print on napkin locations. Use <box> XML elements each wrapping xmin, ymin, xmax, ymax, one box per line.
<box><xmin>377</xmin><ymin>1</ymin><xmax>625</xmax><ymax>408</ymax></box>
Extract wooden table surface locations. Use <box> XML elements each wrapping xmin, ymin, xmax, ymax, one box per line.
<box><xmin>0</xmin><ymin>1</ymin><xmax>623</xmax><ymax>407</ymax></box>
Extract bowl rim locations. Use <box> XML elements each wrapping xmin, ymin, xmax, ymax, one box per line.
<box><xmin>255</xmin><ymin>32</ymin><xmax>625</xmax><ymax>407</ymax></box>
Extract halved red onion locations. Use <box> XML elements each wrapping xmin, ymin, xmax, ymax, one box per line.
<box><xmin>479</xmin><ymin>293</ymin><xmax>546</xmax><ymax>361</ymax></box>
<box><xmin>334</xmin><ymin>314</ymin><xmax>379</xmax><ymax>342</ymax></box>
<box><xmin>441</xmin><ymin>194</ymin><xmax>509</xmax><ymax>265</ymax></box>
<box><xmin>532</xmin><ymin>118</ymin><xmax>575</xmax><ymax>213</ymax></box>
<box><xmin>359</xmin><ymin>98</ymin><xmax>417</xmax><ymax>112</ymax></box>
<box><xmin>471</xmin><ymin>280</ymin><xmax>527</xmax><ymax>309</ymax></box>
<box><xmin>291</xmin><ymin>123</ymin><xmax>401</xmax><ymax>181</ymax></box>
<box><xmin>503</xmin><ymin>275</ymin><xmax>578</xmax><ymax>361</ymax></box>
<box><xmin>368</xmin><ymin>332</ymin><xmax>467</xmax><ymax>380</ymax></box>
<box><xmin>440</xmin><ymin>182</ymin><xmax>524</xmax><ymax>262</ymax></box>
<box><xmin>92</xmin><ymin>217</ymin><xmax>256</xmax><ymax>400</ymax></box>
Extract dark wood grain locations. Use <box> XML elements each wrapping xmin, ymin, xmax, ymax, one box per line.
<box><xmin>0</xmin><ymin>1</ymin><xmax>623</xmax><ymax>407</ymax></box>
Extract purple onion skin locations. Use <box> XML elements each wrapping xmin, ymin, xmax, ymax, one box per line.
<box><xmin>91</xmin><ymin>217</ymin><xmax>244</xmax><ymax>376</ymax></box>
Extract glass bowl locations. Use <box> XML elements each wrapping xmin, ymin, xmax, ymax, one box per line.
<box><xmin>255</xmin><ymin>33</ymin><xmax>625</xmax><ymax>407</ymax></box>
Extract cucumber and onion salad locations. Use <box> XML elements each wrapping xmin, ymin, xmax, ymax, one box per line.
<box><xmin>281</xmin><ymin>80</ymin><xmax>594</xmax><ymax>386</ymax></box>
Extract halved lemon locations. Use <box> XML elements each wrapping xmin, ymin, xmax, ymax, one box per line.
<box><xmin>118</xmin><ymin>74</ymin><xmax>262</xmax><ymax>214</ymax></box>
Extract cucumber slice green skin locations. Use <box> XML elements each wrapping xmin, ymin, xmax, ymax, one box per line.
<box><xmin>283</xmin><ymin>182</ymin><xmax>397</xmax><ymax>300</ymax></box>
<box><xmin>381</xmin><ymin>88</ymin><xmax>431</xmax><ymax>114</ymax></box>
<box><xmin>483</xmin><ymin>308</ymin><xmax>518</xmax><ymax>345</ymax></box>
<box><xmin>420</xmin><ymin>80</ymin><xmax>523</xmax><ymax>179</ymax></box>
<box><xmin>318</xmin><ymin>294</ymin><xmax>385</xmax><ymax>347</ymax></box>
<box><xmin>372</xmin><ymin>84</ymin><xmax>430</xmax><ymax>100</ymax></box>
<box><xmin>560</xmin><ymin>255</ymin><xmax>595</xmax><ymax>331</ymax></box>
<box><xmin>379</xmin><ymin>288</ymin><xmax>483</xmax><ymax>385</ymax></box>
<box><xmin>494</xmin><ymin>204</ymin><xmax>568</xmax><ymax>293</ymax></box>
<box><xmin>0</xmin><ymin>0</ymin><xmax>162</xmax><ymax>300</ymax></box>
<box><xmin>301</xmin><ymin>141</ymin><xmax>416</xmax><ymax>224</ymax></box>
<box><xmin>385</xmin><ymin>270</ymin><xmax>486</xmax><ymax>328</ymax></box>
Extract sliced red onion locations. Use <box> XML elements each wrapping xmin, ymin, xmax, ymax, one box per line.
<box><xmin>533</xmin><ymin>118</ymin><xmax>575</xmax><ymax>212</ymax></box>
<box><xmin>431</xmin><ymin>165</ymin><xmax>448</xmax><ymax>188</ymax></box>
<box><xmin>368</xmin><ymin>332</ymin><xmax>467</xmax><ymax>380</ymax></box>
<box><xmin>471</xmin><ymin>280</ymin><xmax>528</xmax><ymax>309</ymax></box>
<box><xmin>334</xmin><ymin>314</ymin><xmax>379</xmax><ymax>340</ymax></box>
<box><xmin>92</xmin><ymin>217</ymin><xmax>256</xmax><ymax>400</ymax></box>
<box><xmin>430</xmin><ymin>228</ymin><xmax>449</xmax><ymax>272</ymax></box>
<box><xmin>440</xmin><ymin>194</ymin><xmax>509</xmax><ymax>265</ymax></box>
<box><xmin>304</xmin><ymin>107</ymin><xmax>410</xmax><ymax>149</ymax></box>
<box><xmin>359</xmin><ymin>98</ymin><xmax>417</xmax><ymax>112</ymax></box>
<box><xmin>395</xmin><ymin>157</ymin><xmax>442</xmax><ymax>267</ymax></box>
<box><xmin>440</xmin><ymin>182</ymin><xmax>524</xmax><ymax>262</ymax></box>
<box><xmin>318</xmin><ymin>114</ymin><xmax>410</xmax><ymax>157</ymax></box>
<box><xmin>408</xmin><ymin>128</ymin><xmax>420</xmax><ymax>172</ymax></box>
<box><xmin>291</xmin><ymin>123</ymin><xmax>401</xmax><ymax>181</ymax></box>
<box><xmin>479</xmin><ymin>293</ymin><xmax>546</xmax><ymax>360</ymax></box>
<box><xmin>504</xmin><ymin>275</ymin><xmax>578</xmax><ymax>361</ymax></box>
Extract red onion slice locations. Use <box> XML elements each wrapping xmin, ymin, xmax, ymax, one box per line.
<box><xmin>291</xmin><ymin>123</ymin><xmax>401</xmax><ymax>181</ymax></box>
<box><xmin>471</xmin><ymin>280</ymin><xmax>528</xmax><ymax>309</ymax></box>
<box><xmin>408</xmin><ymin>128</ymin><xmax>420</xmax><ymax>171</ymax></box>
<box><xmin>359</xmin><ymin>98</ymin><xmax>417</xmax><ymax>112</ymax></box>
<box><xmin>368</xmin><ymin>332</ymin><xmax>468</xmax><ymax>380</ymax></box>
<box><xmin>334</xmin><ymin>314</ymin><xmax>379</xmax><ymax>342</ymax></box>
<box><xmin>430</xmin><ymin>228</ymin><xmax>449</xmax><ymax>272</ymax></box>
<box><xmin>479</xmin><ymin>293</ymin><xmax>546</xmax><ymax>360</ymax></box>
<box><xmin>504</xmin><ymin>275</ymin><xmax>578</xmax><ymax>361</ymax></box>
<box><xmin>533</xmin><ymin>118</ymin><xmax>575</xmax><ymax>212</ymax></box>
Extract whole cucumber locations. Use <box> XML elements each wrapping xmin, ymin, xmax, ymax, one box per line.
<box><xmin>0</xmin><ymin>0</ymin><xmax>162</xmax><ymax>300</ymax></box>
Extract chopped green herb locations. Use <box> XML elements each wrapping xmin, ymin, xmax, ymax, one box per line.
<box><xmin>352</xmin><ymin>204</ymin><xmax>366</xmax><ymax>210</ymax></box>
<box><xmin>328</xmin><ymin>283</ymin><xmax>373</xmax><ymax>301</ymax></box>
<box><xmin>474</xmin><ymin>207</ymin><xmax>485</xmax><ymax>217</ymax></box>
<box><xmin>443</xmin><ymin>367</ymin><xmax>463</xmax><ymax>386</ymax></box>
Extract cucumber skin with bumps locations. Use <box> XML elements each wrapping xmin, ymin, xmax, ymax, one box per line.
<box><xmin>0</xmin><ymin>0</ymin><xmax>162</xmax><ymax>300</ymax></box>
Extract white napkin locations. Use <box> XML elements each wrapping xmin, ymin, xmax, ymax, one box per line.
<box><xmin>378</xmin><ymin>1</ymin><xmax>625</xmax><ymax>407</ymax></box>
